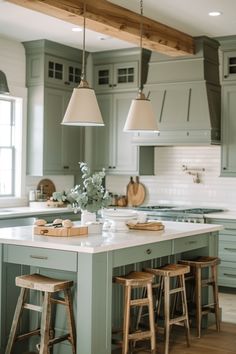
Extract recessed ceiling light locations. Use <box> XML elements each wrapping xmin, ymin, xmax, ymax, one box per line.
<box><xmin>72</xmin><ymin>27</ymin><xmax>83</xmax><ymax>32</ymax></box>
<box><xmin>208</xmin><ymin>11</ymin><xmax>222</xmax><ymax>17</ymax></box>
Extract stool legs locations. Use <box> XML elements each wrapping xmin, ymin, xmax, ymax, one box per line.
<box><xmin>179</xmin><ymin>274</ymin><xmax>190</xmax><ymax>346</ymax></box>
<box><xmin>163</xmin><ymin>276</ymin><xmax>170</xmax><ymax>354</ymax></box>
<box><xmin>40</xmin><ymin>292</ymin><xmax>52</xmax><ymax>354</ymax></box>
<box><xmin>5</xmin><ymin>288</ymin><xmax>29</xmax><ymax>354</ymax></box>
<box><xmin>195</xmin><ymin>267</ymin><xmax>202</xmax><ymax>338</ymax></box>
<box><xmin>64</xmin><ymin>288</ymin><xmax>76</xmax><ymax>353</ymax></box>
<box><xmin>211</xmin><ymin>264</ymin><xmax>220</xmax><ymax>333</ymax></box>
<box><xmin>123</xmin><ymin>285</ymin><xmax>131</xmax><ymax>354</ymax></box>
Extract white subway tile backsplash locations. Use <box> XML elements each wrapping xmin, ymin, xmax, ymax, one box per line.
<box><xmin>106</xmin><ymin>146</ymin><xmax>236</xmax><ymax>210</ymax></box>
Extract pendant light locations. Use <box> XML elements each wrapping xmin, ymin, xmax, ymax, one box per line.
<box><xmin>0</xmin><ymin>70</ymin><xmax>10</xmax><ymax>95</ymax></box>
<box><xmin>61</xmin><ymin>0</ymin><xmax>104</xmax><ymax>126</ymax></box>
<box><xmin>123</xmin><ymin>0</ymin><xmax>158</xmax><ymax>132</ymax></box>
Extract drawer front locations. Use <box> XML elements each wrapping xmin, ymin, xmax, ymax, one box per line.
<box><xmin>3</xmin><ymin>245</ymin><xmax>77</xmax><ymax>272</ymax></box>
<box><xmin>219</xmin><ymin>265</ymin><xmax>236</xmax><ymax>287</ymax></box>
<box><xmin>173</xmin><ymin>234</ymin><xmax>209</xmax><ymax>254</ymax></box>
<box><xmin>113</xmin><ymin>241</ymin><xmax>172</xmax><ymax>267</ymax></box>
<box><xmin>219</xmin><ymin>241</ymin><xmax>236</xmax><ymax>262</ymax></box>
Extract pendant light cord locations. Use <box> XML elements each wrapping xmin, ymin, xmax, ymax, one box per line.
<box><xmin>139</xmin><ymin>0</ymin><xmax>143</xmax><ymax>93</ymax></box>
<box><xmin>81</xmin><ymin>0</ymin><xmax>86</xmax><ymax>81</ymax></box>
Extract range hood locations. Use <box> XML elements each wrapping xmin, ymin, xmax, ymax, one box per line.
<box><xmin>133</xmin><ymin>37</ymin><xmax>221</xmax><ymax>145</ymax></box>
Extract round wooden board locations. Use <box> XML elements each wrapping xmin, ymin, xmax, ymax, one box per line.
<box><xmin>127</xmin><ymin>177</ymin><xmax>146</xmax><ymax>207</ymax></box>
<box><xmin>37</xmin><ymin>179</ymin><xmax>56</xmax><ymax>199</ymax></box>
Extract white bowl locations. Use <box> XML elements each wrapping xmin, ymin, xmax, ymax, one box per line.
<box><xmin>101</xmin><ymin>209</ymin><xmax>138</xmax><ymax>232</ymax></box>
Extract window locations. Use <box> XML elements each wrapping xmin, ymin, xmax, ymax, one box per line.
<box><xmin>0</xmin><ymin>97</ymin><xmax>15</xmax><ymax>196</ymax></box>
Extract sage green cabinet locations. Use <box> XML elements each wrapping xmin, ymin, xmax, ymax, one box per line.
<box><xmin>92</xmin><ymin>92</ymin><xmax>139</xmax><ymax>174</ymax></box>
<box><xmin>27</xmin><ymin>86</ymin><xmax>84</xmax><ymax>175</ymax></box>
<box><xmin>218</xmin><ymin>37</ymin><xmax>236</xmax><ymax>176</ymax></box>
<box><xmin>94</xmin><ymin>61</ymin><xmax>138</xmax><ymax>91</ymax></box>
<box><xmin>221</xmin><ymin>85</ymin><xmax>236</xmax><ymax>175</ymax></box>
<box><xmin>206</xmin><ymin>218</ymin><xmax>236</xmax><ymax>287</ymax></box>
<box><xmin>24</xmin><ymin>39</ymin><xmax>84</xmax><ymax>176</ymax></box>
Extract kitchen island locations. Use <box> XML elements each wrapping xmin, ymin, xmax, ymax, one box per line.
<box><xmin>0</xmin><ymin>221</ymin><xmax>223</xmax><ymax>354</ymax></box>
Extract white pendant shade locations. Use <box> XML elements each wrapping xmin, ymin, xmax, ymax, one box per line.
<box><xmin>123</xmin><ymin>94</ymin><xmax>159</xmax><ymax>132</ymax></box>
<box><xmin>62</xmin><ymin>85</ymin><xmax>104</xmax><ymax>126</ymax></box>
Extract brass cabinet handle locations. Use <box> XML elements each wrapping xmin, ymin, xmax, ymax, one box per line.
<box><xmin>188</xmin><ymin>241</ymin><xmax>197</xmax><ymax>244</ymax></box>
<box><xmin>30</xmin><ymin>255</ymin><xmax>48</xmax><ymax>260</ymax></box>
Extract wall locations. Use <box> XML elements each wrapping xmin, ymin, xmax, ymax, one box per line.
<box><xmin>0</xmin><ymin>36</ymin><xmax>74</xmax><ymax>207</ymax></box>
<box><xmin>106</xmin><ymin>145</ymin><xmax>236</xmax><ymax>210</ymax></box>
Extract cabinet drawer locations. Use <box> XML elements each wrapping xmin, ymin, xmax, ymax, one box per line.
<box><xmin>3</xmin><ymin>245</ymin><xmax>77</xmax><ymax>272</ymax></box>
<box><xmin>173</xmin><ymin>234</ymin><xmax>208</xmax><ymax>254</ymax></box>
<box><xmin>113</xmin><ymin>241</ymin><xmax>172</xmax><ymax>267</ymax></box>
<box><xmin>219</xmin><ymin>241</ymin><xmax>236</xmax><ymax>262</ymax></box>
<box><xmin>218</xmin><ymin>265</ymin><xmax>236</xmax><ymax>288</ymax></box>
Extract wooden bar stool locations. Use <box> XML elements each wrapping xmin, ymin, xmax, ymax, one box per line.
<box><xmin>144</xmin><ymin>264</ymin><xmax>190</xmax><ymax>354</ymax></box>
<box><xmin>113</xmin><ymin>271</ymin><xmax>156</xmax><ymax>354</ymax></box>
<box><xmin>5</xmin><ymin>273</ymin><xmax>76</xmax><ymax>354</ymax></box>
<box><xmin>179</xmin><ymin>256</ymin><xmax>221</xmax><ymax>338</ymax></box>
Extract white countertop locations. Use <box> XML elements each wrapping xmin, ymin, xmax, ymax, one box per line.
<box><xmin>0</xmin><ymin>206</ymin><xmax>76</xmax><ymax>219</ymax></box>
<box><xmin>0</xmin><ymin>221</ymin><xmax>223</xmax><ymax>254</ymax></box>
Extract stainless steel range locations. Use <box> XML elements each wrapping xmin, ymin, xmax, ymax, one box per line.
<box><xmin>135</xmin><ymin>206</ymin><xmax>224</xmax><ymax>223</ymax></box>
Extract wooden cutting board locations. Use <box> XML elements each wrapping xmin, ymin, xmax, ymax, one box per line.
<box><xmin>127</xmin><ymin>176</ymin><xmax>146</xmax><ymax>207</ymax></box>
<box><xmin>37</xmin><ymin>179</ymin><xmax>56</xmax><ymax>199</ymax></box>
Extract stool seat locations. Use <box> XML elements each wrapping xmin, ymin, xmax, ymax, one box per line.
<box><xmin>144</xmin><ymin>264</ymin><xmax>190</xmax><ymax>354</ymax></box>
<box><xmin>6</xmin><ymin>273</ymin><xmax>76</xmax><ymax>354</ymax></box>
<box><xmin>179</xmin><ymin>256</ymin><xmax>221</xmax><ymax>338</ymax></box>
<box><xmin>113</xmin><ymin>271</ymin><xmax>156</xmax><ymax>354</ymax></box>
<box><xmin>16</xmin><ymin>273</ymin><xmax>74</xmax><ymax>292</ymax></box>
<box><xmin>180</xmin><ymin>256</ymin><xmax>220</xmax><ymax>268</ymax></box>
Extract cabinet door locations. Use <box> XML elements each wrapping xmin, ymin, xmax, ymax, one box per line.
<box><xmin>43</xmin><ymin>88</ymin><xmax>64</xmax><ymax>173</ymax></box>
<box><xmin>94</xmin><ymin>64</ymin><xmax>113</xmax><ymax>91</ymax></box>
<box><xmin>113</xmin><ymin>62</ymin><xmax>138</xmax><ymax>90</ymax></box>
<box><xmin>46</xmin><ymin>55</ymin><xmax>81</xmax><ymax>89</ymax></box>
<box><xmin>222</xmin><ymin>51</ymin><xmax>236</xmax><ymax>81</ymax></box>
<box><xmin>112</xmin><ymin>92</ymin><xmax>138</xmax><ymax>174</ymax></box>
<box><xmin>61</xmin><ymin>92</ymin><xmax>85</xmax><ymax>172</ymax></box>
<box><xmin>94</xmin><ymin>62</ymin><xmax>138</xmax><ymax>91</ymax></box>
<box><xmin>221</xmin><ymin>85</ymin><xmax>236</xmax><ymax>175</ymax></box>
<box><xmin>92</xmin><ymin>94</ymin><xmax>112</xmax><ymax>171</ymax></box>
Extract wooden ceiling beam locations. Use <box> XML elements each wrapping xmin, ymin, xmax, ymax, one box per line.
<box><xmin>7</xmin><ymin>0</ymin><xmax>195</xmax><ymax>56</ymax></box>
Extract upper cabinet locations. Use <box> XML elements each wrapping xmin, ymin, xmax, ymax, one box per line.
<box><xmin>24</xmin><ymin>39</ymin><xmax>84</xmax><ymax>176</ymax></box>
<box><xmin>218</xmin><ymin>36</ymin><xmax>236</xmax><ymax>176</ymax></box>
<box><xmin>91</xmin><ymin>48</ymin><xmax>154</xmax><ymax>175</ymax></box>
<box><xmin>46</xmin><ymin>55</ymin><xmax>81</xmax><ymax>88</ymax></box>
<box><xmin>94</xmin><ymin>62</ymin><xmax>138</xmax><ymax>91</ymax></box>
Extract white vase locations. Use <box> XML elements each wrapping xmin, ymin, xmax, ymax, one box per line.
<box><xmin>81</xmin><ymin>210</ymin><xmax>96</xmax><ymax>226</ymax></box>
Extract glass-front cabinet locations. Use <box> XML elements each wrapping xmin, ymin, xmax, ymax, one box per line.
<box><xmin>94</xmin><ymin>61</ymin><xmax>138</xmax><ymax>91</ymax></box>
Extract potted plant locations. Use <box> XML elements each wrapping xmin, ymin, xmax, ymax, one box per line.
<box><xmin>52</xmin><ymin>162</ymin><xmax>111</xmax><ymax>224</ymax></box>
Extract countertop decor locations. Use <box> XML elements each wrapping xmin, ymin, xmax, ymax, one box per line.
<box><xmin>52</xmin><ymin>162</ymin><xmax>111</xmax><ymax>214</ymax></box>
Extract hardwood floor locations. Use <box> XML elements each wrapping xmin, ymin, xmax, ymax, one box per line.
<box><xmin>112</xmin><ymin>291</ymin><xmax>236</xmax><ymax>354</ymax></box>
<box><xmin>112</xmin><ymin>322</ymin><xmax>236</xmax><ymax>354</ymax></box>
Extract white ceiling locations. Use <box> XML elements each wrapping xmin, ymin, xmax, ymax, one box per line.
<box><xmin>0</xmin><ymin>0</ymin><xmax>236</xmax><ymax>52</ymax></box>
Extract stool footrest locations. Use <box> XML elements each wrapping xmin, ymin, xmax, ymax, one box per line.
<box><xmin>49</xmin><ymin>333</ymin><xmax>70</xmax><ymax>346</ymax></box>
<box><xmin>23</xmin><ymin>303</ymin><xmax>42</xmax><ymax>312</ymax></box>
<box><xmin>128</xmin><ymin>330</ymin><xmax>152</xmax><ymax>341</ymax></box>
<box><xmin>169</xmin><ymin>286</ymin><xmax>184</xmax><ymax>295</ymax></box>
<box><xmin>169</xmin><ymin>315</ymin><xmax>188</xmax><ymax>325</ymax></box>
<box><xmin>16</xmin><ymin>328</ymin><xmax>41</xmax><ymax>342</ymax></box>
<box><xmin>130</xmin><ymin>298</ymin><xmax>149</xmax><ymax>306</ymax></box>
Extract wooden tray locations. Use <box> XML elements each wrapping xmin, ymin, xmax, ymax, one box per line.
<box><xmin>127</xmin><ymin>222</ymin><xmax>165</xmax><ymax>231</ymax></box>
<box><xmin>33</xmin><ymin>225</ymin><xmax>88</xmax><ymax>237</ymax></box>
